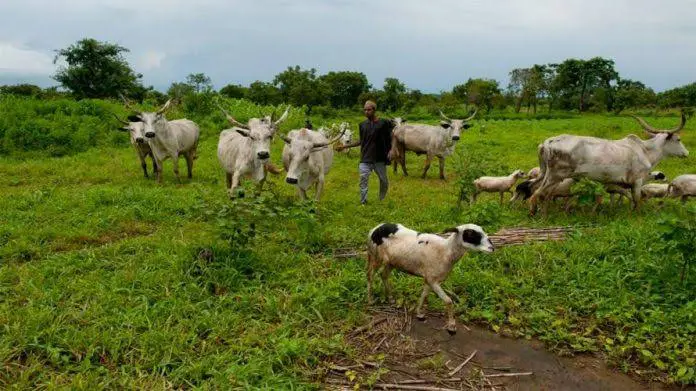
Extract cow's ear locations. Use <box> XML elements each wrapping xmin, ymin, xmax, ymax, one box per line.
<box><xmin>236</xmin><ymin>128</ymin><xmax>251</xmax><ymax>138</ymax></box>
<box><xmin>401</xmin><ymin>119</ymin><xmax>407</xmax><ymax>123</ymax></box>
<box><xmin>128</xmin><ymin>115</ymin><xmax>141</xmax><ymax>122</ymax></box>
<box><xmin>119</xmin><ymin>126</ymin><xmax>130</xmax><ymax>132</ymax></box>
<box><xmin>463</xmin><ymin>124</ymin><xmax>472</xmax><ymax>129</ymax></box>
<box><xmin>440</xmin><ymin>121</ymin><xmax>451</xmax><ymax>129</ymax></box>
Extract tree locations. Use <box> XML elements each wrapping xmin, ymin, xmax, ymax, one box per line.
<box><xmin>247</xmin><ymin>81</ymin><xmax>283</xmax><ymax>106</ymax></box>
<box><xmin>167</xmin><ymin>82</ymin><xmax>195</xmax><ymax>101</ymax></box>
<box><xmin>186</xmin><ymin>73</ymin><xmax>213</xmax><ymax>93</ymax></box>
<box><xmin>550</xmin><ymin>57</ymin><xmax>618</xmax><ymax>112</ymax></box>
<box><xmin>0</xmin><ymin>84</ymin><xmax>43</xmax><ymax>97</ymax></box>
<box><xmin>462</xmin><ymin>78</ymin><xmax>502</xmax><ymax>112</ymax></box>
<box><xmin>658</xmin><ymin>82</ymin><xmax>696</xmax><ymax>108</ymax></box>
<box><xmin>319</xmin><ymin>71</ymin><xmax>370</xmax><ymax>108</ymax></box>
<box><xmin>613</xmin><ymin>79</ymin><xmax>656</xmax><ymax>113</ymax></box>
<box><xmin>53</xmin><ymin>38</ymin><xmax>145</xmax><ymax>99</ymax></box>
<box><xmin>273</xmin><ymin>66</ymin><xmax>328</xmax><ymax>108</ymax></box>
<box><xmin>382</xmin><ymin>77</ymin><xmax>407</xmax><ymax>111</ymax></box>
<box><xmin>220</xmin><ymin>84</ymin><xmax>248</xmax><ymax>99</ymax></box>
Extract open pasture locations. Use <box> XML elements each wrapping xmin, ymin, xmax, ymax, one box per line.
<box><xmin>1</xmin><ymin>99</ymin><xmax>695</xmax><ymax>388</ymax></box>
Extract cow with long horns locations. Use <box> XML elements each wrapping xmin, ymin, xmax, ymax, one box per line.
<box><xmin>112</xmin><ymin>113</ymin><xmax>157</xmax><ymax>178</ymax></box>
<box><xmin>216</xmin><ymin>102</ymin><xmax>290</xmax><ymax>198</ymax></box>
<box><xmin>390</xmin><ymin>110</ymin><xmax>476</xmax><ymax>179</ymax></box>
<box><xmin>120</xmin><ymin>98</ymin><xmax>200</xmax><ymax>183</ymax></box>
<box><xmin>281</xmin><ymin>126</ymin><xmax>346</xmax><ymax>200</ymax></box>
<box><xmin>529</xmin><ymin>112</ymin><xmax>688</xmax><ymax>215</ymax></box>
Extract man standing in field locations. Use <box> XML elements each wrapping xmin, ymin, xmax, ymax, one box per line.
<box><xmin>338</xmin><ymin>100</ymin><xmax>394</xmax><ymax>205</ymax></box>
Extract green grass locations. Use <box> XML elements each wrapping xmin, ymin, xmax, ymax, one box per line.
<box><xmin>1</xmin><ymin>107</ymin><xmax>695</xmax><ymax>388</ymax></box>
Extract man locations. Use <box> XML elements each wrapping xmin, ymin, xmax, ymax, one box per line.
<box><xmin>339</xmin><ymin>100</ymin><xmax>394</xmax><ymax>205</ymax></box>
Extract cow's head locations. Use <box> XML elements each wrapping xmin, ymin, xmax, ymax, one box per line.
<box><xmin>112</xmin><ymin>112</ymin><xmax>147</xmax><ymax>144</ymax></box>
<box><xmin>281</xmin><ymin>128</ymin><xmax>345</xmax><ymax>184</ymax></box>
<box><xmin>126</xmin><ymin>99</ymin><xmax>173</xmax><ymax>140</ymax></box>
<box><xmin>391</xmin><ymin>117</ymin><xmax>406</xmax><ymax>127</ymax></box>
<box><xmin>218</xmin><ymin>102</ymin><xmax>290</xmax><ymax>161</ymax></box>
<box><xmin>439</xmin><ymin>110</ymin><xmax>477</xmax><ymax>141</ymax></box>
<box><xmin>633</xmin><ymin>112</ymin><xmax>689</xmax><ymax>158</ymax></box>
<box><xmin>442</xmin><ymin>224</ymin><xmax>494</xmax><ymax>253</ymax></box>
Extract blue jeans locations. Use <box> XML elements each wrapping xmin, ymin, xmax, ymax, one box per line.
<box><xmin>359</xmin><ymin>162</ymin><xmax>388</xmax><ymax>204</ymax></box>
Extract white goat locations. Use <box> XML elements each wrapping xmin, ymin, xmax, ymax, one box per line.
<box><xmin>367</xmin><ymin>223</ymin><xmax>494</xmax><ymax>334</ymax></box>
<box><xmin>472</xmin><ymin>169</ymin><xmax>526</xmax><ymax>204</ymax></box>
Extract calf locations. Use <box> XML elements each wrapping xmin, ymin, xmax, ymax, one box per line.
<box><xmin>113</xmin><ymin>114</ymin><xmax>157</xmax><ymax>178</ymax></box>
<box><xmin>367</xmin><ymin>223</ymin><xmax>494</xmax><ymax>334</ymax></box>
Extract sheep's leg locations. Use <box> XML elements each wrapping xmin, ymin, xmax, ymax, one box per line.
<box><xmin>438</xmin><ymin>156</ymin><xmax>446</xmax><ymax>180</ymax></box>
<box><xmin>225</xmin><ymin>173</ymin><xmax>232</xmax><ymax>190</ymax></box>
<box><xmin>431</xmin><ymin>283</ymin><xmax>456</xmax><ymax>334</ymax></box>
<box><xmin>381</xmin><ymin>265</ymin><xmax>394</xmax><ymax>304</ymax></box>
<box><xmin>421</xmin><ymin>154</ymin><xmax>433</xmax><ymax>179</ymax></box>
<box><xmin>499</xmin><ymin>191</ymin><xmax>504</xmax><ymax>205</ymax></box>
<box><xmin>416</xmin><ymin>283</ymin><xmax>431</xmax><ymax>320</ymax></box>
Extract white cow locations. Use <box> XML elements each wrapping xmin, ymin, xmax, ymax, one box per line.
<box><xmin>113</xmin><ymin>114</ymin><xmax>157</xmax><ymax>178</ymax></box>
<box><xmin>216</xmin><ymin>103</ymin><xmax>290</xmax><ymax>198</ymax></box>
<box><xmin>281</xmin><ymin>127</ymin><xmax>345</xmax><ymax>200</ymax></box>
<box><xmin>391</xmin><ymin>110</ymin><xmax>476</xmax><ymax>179</ymax></box>
<box><xmin>529</xmin><ymin>113</ymin><xmax>688</xmax><ymax>215</ymax></box>
<box><xmin>126</xmin><ymin>100</ymin><xmax>200</xmax><ymax>183</ymax></box>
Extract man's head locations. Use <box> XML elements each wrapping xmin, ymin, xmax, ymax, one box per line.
<box><xmin>363</xmin><ymin>100</ymin><xmax>377</xmax><ymax>120</ymax></box>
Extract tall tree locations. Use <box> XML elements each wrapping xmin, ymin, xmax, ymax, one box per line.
<box><xmin>273</xmin><ymin>66</ymin><xmax>328</xmax><ymax>108</ymax></box>
<box><xmin>247</xmin><ymin>81</ymin><xmax>283</xmax><ymax>106</ymax></box>
<box><xmin>382</xmin><ymin>77</ymin><xmax>407</xmax><ymax>111</ymax></box>
<box><xmin>219</xmin><ymin>84</ymin><xmax>248</xmax><ymax>99</ymax></box>
<box><xmin>462</xmin><ymin>78</ymin><xmax>502</xmax><ymax>112</ymax></box>
<box><xmin>319</xmin><ymin>71</ymin><xmax>370</xmax><ymax>108</ymax></box>
<box><xmin>613</xmin><ymin>79</ymin><xmax>656</xmax><ymax>113</ymax></box>
<box><xmin>53</xmin><ymin>38</ymin><xmax>145</xmax><ymax>100</ymax></box>
<box><xmin>186</xmin><ymin>73</ymin><xmax>213</xmax><ymax>93</ymax></box>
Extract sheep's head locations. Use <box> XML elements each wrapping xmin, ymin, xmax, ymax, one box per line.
<box><xmin>443</xmin><ymin>224</ymin><xmax>494</xmax><ymax>253</ymax></box>
<box><xmin>512</xmin><ymin>169</ymin><xmax>526</xmax><ymax>179</ymax></box>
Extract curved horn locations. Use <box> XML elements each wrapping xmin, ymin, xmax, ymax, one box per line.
<box><xmin>110</xmin><ymin>112</ymin><xmax>130</xmax><ymax>125</ymax></box>
<box><xmin>464</xmin><ymin>109</ymin><xmax>477</xmax><ymax>121</ymax></box>
<box><xmin>156</xmin><ymin>99</ymin><xmax>173</xmax><ymax>115</ymax></box>
<box><xmin>666</xmin><ymin>111</ymin><xmax>686</xmax><ymax>134</ymax></box>
<box><xmin>439</xmin><ymin>110</ymin><xmax>452</xmax><ymax>121</ymax></box>
<box><xmin>631</xmin><ymin>115</ymin><xmax>660</xmax><ymax>134</ymax></box>
<box><xmin>215</xmin><ymin>100</ymin><xmax>250</xmax><ymax>129</ymax></box>
<box><xmin>274</xmin><ymin>106</ymin><xmax>290</xmax><ymax>126</ymax></box>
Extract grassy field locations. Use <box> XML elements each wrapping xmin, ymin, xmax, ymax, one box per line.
<box><xmin>1</xmin><ymin>102</ymin><xmax>695</xmax><ymax>388</ymax></box>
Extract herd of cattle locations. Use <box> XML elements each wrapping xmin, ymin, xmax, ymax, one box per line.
<box><xmin>111</xmin><ymin>99</ymin><xmax>694</xmax><ymax>333</ymax></box>
<box><xmin>114</xmin><ymin>99</ymin><xmax>695</xmax><ymax>212</ymax></box>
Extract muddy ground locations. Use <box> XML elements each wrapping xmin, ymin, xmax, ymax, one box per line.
<box><xmin>322</xmin><ymin>307</ymin><xmax>685</xmax><ymax>391</ymax></box>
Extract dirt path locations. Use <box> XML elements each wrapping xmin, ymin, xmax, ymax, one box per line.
<box><xmin>324</xmin><ymin>308</ymin><xmax>681</xmax><ymax>390</ymax></box>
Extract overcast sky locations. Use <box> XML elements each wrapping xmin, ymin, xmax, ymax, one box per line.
<box><xmin>1</xmin><ymin>0</ymin><xmax>695</xmax><ymax>93</ymax></box>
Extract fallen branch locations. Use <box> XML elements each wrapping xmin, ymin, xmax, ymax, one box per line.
<box><xmin>351</xmin><ymin>316</ymin><xmax>387</xmax><ymax>335</ymax></box>
<box><xmin>447</xmin><ymin>350</ymin><xmax>477</xmax><ymax>377</ymax></box>
<box><xmin>484</xmin><ymin>371</ymin><xmax>533</xmax><ymax>378</ymax></box>
<box><xmin>373</xmin><ymin>384</ymin><xmax>462</xmax><ymax>391</ymax></box>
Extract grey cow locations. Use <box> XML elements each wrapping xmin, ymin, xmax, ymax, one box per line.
<box><xmin>390</xmin><ymin>110</ymin><xmax>476</xmax><ymax>179</ymax></box>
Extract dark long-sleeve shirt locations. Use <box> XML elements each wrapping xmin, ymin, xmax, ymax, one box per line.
<box><xmin>359</xmin><ymin>118</ymin><xmax>394</xmax><ymax>164</ymax></box>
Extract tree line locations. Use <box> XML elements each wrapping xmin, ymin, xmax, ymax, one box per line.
<box><xmin>2</xmin><ymin>38</ymin><xmax>695</xmax><ymax>113</ymax></box>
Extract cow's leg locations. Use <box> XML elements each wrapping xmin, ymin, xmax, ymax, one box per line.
<box><xmin>438</xmin><ymin>156</ymin><xmax>446</xmax><ymax>180</ymax></box>
<box><xmin>137</xmin><ymin>152</ymin><xmax>148</xmax><ymax>178</ymax></box>
<box><xmin>228</xmin><ymin>171</ymin><xmax>242</xmax><ymax>198</ymax></box>
<box><xmin>400</xmin><ymin>155</ymin><xmax>409</xmax><ymax>176</ymax></box>
<box><xmin>421</xmin><ymin>153</ymin><xmax>433</xmax><ymax>178</ymax></box>
<box><xmin>150</xmin><ymin>154</ymin><xmax>158</xmax><ymax>177</ymax></box>
<box><xmin>316</xmin><ymin>176</ymin><xmax>325</xmax><ymax>201</ymax></box>
<box><xmin>225</xmin><ymin>173</ymin><xmax>232</xmax><ymax>189</ymax></box>
<box><xmin>255</xmin><ymin>178</ymin><xmax>266</xmax><ymax>195</ymax></box>
<box><xmin>431</xmin><ymin>283</ymin><xmax>456</xmax><ymax>334</ymax></box>
<box><xmin>185</xmin><ymin>152</ymin><xmax>194</xmax><ymax>179</ymax></box>
<box><xmin>154</xmin><ymin>158</ymin><xmax>163</xmax><ymax>183</ymax></box>
<box><xmin>171</xmin><ymin>154</ymin><xmax>181</xmax><ymax>183</ymax></box>
<box><xmin>381</xmin><ymin>265</ymin><xmax>394</xmax><ymax>304</ymax></box>
<box><xmin>298</xmin><ymin>187</ymin><xmax>308</xmax><ymax>200</ymax></box>
<box><xmin>682</xmin><ymin>195</ymin><xmax>689</xmax><ymax>204</ymax></box>
<box><xmin>499</xmin><ymin>191</ymin><xmax>504</xmax><ymax>205</ymax></box>
<box><xmin>416</xmin><ymin>283</ymin><xmax>431</xmax><ymax>320</ymax></box>
<box><xmin>632</xmin><ymin>182</ymin><xmax>642</xmax><ymax>210</ymax></box>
